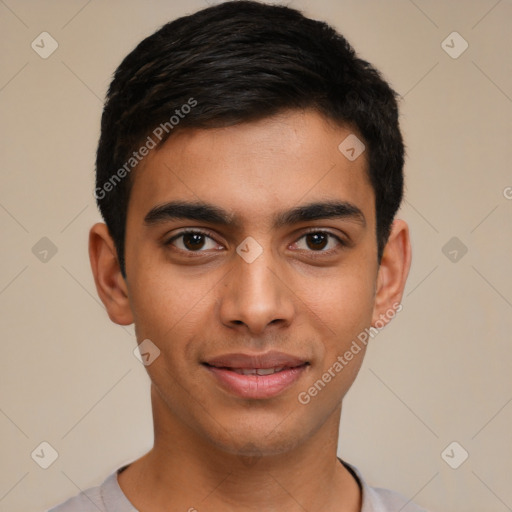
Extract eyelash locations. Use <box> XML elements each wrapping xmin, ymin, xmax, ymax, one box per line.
<box><xmin>165</xmin><ymin>228</ymin><xmax>347</xmax><ymax>256</ymax></box>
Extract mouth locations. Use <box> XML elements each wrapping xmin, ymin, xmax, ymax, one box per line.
<box><xmin>215</xmin><ymin>366</ymin><xmax>298</xmax><ymax>376</ymax></box>
<box><xmin>204</xmin><ymin>350</ymin><xmax>308</xmax><ymax>369</ymax></box>
<box><xmin>202</xmin><ymin>351</ymin><xmax>310</xmax><ymax>399</ymax></box>
<box><xmin>203</xmin><ymin>363</ymin><xmax>309</xmax><ymax>376</ymax></box>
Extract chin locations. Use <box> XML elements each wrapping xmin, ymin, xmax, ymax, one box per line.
<box><xmin>203</xmin><ymin>419</ymin><xmax>307</xmax><ymax>460</ymax></box>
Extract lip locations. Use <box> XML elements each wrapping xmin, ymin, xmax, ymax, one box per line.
<box><xmin>203</xmin><ymin>351</ymin><xmax>309</xmax><ymax>399</ymax></box>
<box><xmin>204</xmin><ymin>365</ymin><xmax>308</xmax><ymax>399</ymax></box>
<box><xmin>204</xmin><ymin>350</ymin><xmax>308</xmax><ymax>369</ymax></box>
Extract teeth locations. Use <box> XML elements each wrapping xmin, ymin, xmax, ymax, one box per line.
<box><xmin>232</xmin><ymin>366</ymin><xmax>285</xmax><ymax>376</ymax></box>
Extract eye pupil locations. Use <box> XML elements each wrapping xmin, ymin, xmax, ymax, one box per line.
<box><xmin>306</xmin><ymin>232</ymin><xmax>328</xmax><ymax>250</ymax></box>
<box><xmin>183</xmin><ymin>233</ymin><xmax>205</xmax><ymax>250</ymax></box>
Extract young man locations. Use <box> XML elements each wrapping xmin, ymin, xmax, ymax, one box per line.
<box><xmin>49</xmin><ymin>1</ymin><xmax>424</xmax><ymax>510</ymax></box>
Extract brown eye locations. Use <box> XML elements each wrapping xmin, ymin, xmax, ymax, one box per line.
<box><xmin>305</xmin><ymin>232</ymin><xmax>328</xmax><ymax>250</ymax></box>
<box><xmin>182</xmin><ymin>233</ymin><xmax>206</xmax><ymax>251</ymax></box>
<box><xmin>292</xmin><ymin>231</ymin><xmax>346</xmax><ymax>254</ymax></box>
<box><xmin>167</xmin><ymin>230</ymin><xmax>220</xmax><ymax>252</ymax></box>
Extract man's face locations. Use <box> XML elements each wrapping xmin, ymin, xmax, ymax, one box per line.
<box><xmin>123</xmin><ymin>110</ymin><xmax>380</xmax><ymax>456</ymax></box>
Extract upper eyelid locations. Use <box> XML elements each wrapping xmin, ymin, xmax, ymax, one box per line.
<box><xmin>164</xmin><ymin>229</ymin><xmax>217</xmax><ymax>250</ymax></box>
<box><xmin>299</xmin><ymin>227</ymin><xmax>346</xmax><ymax>239</ymax></box>
<box><xmin>166</xmin><ymin>228</ymin><xmax>216</xmax><ymax>241</ymax></box>
<box><xmin>292</xmin><ymin>230</ymin><xmax>347</xmax><ymax>249</ymax></box>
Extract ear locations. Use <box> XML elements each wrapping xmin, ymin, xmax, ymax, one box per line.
<box><xmin>89</xmin><ymin>223</ymin><xmax>133</xmax><ymax>325</ymax></box>
<box><xmin>371</xmin><ymin>219</ymin><xmax>411</xmax><ymax>327</ymax></box>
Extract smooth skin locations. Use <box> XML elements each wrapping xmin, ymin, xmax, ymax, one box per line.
<box><xmin>89</xmin><ymin>109</ymin><xmax>411</xmax><ymax>512</ymax></box>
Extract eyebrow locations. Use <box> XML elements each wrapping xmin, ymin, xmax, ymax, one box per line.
<box><xmin>144</xmin><ymin>199</ymin><xmax>366</xmax><ymax>229</ymax></box>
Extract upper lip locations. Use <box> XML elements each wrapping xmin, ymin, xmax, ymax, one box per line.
<box><xmin>204</xmin><ymin>350</ymin><xmax>308</xmax><ymax>369</ymax></box>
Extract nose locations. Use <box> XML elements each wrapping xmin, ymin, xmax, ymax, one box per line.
<box><xmin>218</xmin><ymin>245</ymin><xmax>295</xmax><ymax>336</ymax></box>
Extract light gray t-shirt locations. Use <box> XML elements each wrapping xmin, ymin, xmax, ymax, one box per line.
<box><xmin>47</xmin><ymin>459</ymin><xmax>429</xmax><ymax>512</ymax></box>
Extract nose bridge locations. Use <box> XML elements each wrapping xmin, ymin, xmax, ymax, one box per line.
<box><xmin>219</xmin><ymin>236</ymin><xmax>294</xmax><ymax>332</ymax></box>
<box><xmin>237</xmin><ymin>253</ymin><xmax>277</xmax><ymax>301</ymax></box>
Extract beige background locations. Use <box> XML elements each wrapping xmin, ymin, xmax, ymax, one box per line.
<box><xmin>0</xmin><ymin>1</ymin><xmax>511</xmax><ymax>511</ymax></box>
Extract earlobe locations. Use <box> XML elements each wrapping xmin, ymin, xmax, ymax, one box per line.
<box><xmin>89</xmin><ymin>223</ymin><xmax>134</xmax><ymax>326</ymax></box>
<box><xmin>371</xmin><ymin>219</ymin><xmax>411</xmax><ymax>327</ymax></box>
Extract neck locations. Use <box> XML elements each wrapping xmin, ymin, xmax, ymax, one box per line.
<box><xmin>118</xmin><ymin>385</ymin><xmax>361</xmax><ymax>512</ymax></box>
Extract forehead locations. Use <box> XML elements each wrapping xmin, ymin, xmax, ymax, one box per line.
<box><xmin>127</xmin><ymin>109</ymin><xmax>374</xmax><ymax>228</ymax></box>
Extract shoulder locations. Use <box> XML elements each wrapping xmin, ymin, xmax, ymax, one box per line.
<box><xmin>364</xmin><ymin>485</ymin><xmax>430</xmax><ymax>512</ymax></box>
<box><xmin>45</xmin><ymin>467</ymin><xmax>136</xmax><ymax>512</ymax></box>
<box><xmin>342</xmin><ymin>460</ymin><xmax>431</xmax><ymax>512</ymax></box>
<box><xmin>45</xmin><ymin>484</ymin><xmax>104</xmax><ymax>512</ymax></box>
<box><xmin>45</xmin><ymin>469</ymin><xmax>125</xmax><ymax>512</ymax></box>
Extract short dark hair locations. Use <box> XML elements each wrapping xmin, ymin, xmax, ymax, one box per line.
<box><xmin>95</xmin><ymin>0</ymin><xmax>404</xmax><ymax>276</ymax></box>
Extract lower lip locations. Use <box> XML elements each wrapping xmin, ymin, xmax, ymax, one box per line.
<box><xmin>204</xmin><ymin>364</ymin><xmax>308</xmax><ymax>399</ymax></box>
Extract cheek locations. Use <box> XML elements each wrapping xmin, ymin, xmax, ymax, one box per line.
<box><xmin>301</xmin><ymin>263</ymin><xmax>377</xmax><ymax>346</ymax></box>
<box><xmin>295</xmin><ymin>273</ymin><xmax>375</xmax><ymax>410</ymax></box>
<box><xmin>128</xmin><ymin>266</ymin><xmax>217</xmax><ymax>353</ymax></box>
